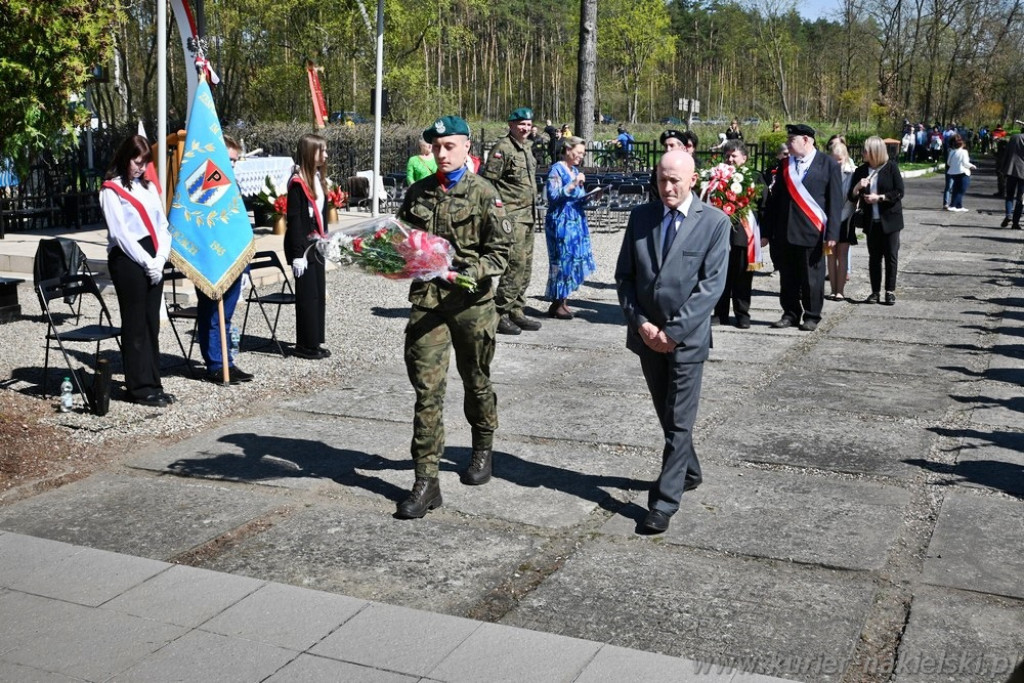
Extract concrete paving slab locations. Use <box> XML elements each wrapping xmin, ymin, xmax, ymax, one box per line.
<box><xmin>0</xmin><ymin>590</ymin><xmax>187</xmax><ymax>681</ymax></box>
<box><xmin>901</xmin><ymin>252</ymin><xmax>1014</xmax><ymax>277</ymax></box>
<box><xmin>287</xmin><ymin>377</ymin><xmax>660</xmax><ymax>448</ymax></box>
<box><xmin>311</xmin><ymin>602</ymin><xmax>481</xmax><ymax>676</ymax></box>
<box><xmin>502</xmin><ymin>538</ymin><xmax>876</xmax><ymax>682</ymax></box>
<box><xmin>196</xmin><ymin>503</ymin><xmax>546</xmax><ymax>614</ymax></box>
<box><xmin>602</xmin><ymin>467</ymin><xmax>910</xmax><ymax>570</ymax></box>
<box><xmin>922</xmin><ymin>492</ymin><xmax>1024</xmax><ymax>599</ymax></box>
<box><xmin>428</xmin><ymin>621</ymin><xmax>601</xmax><ymax>683</ymax></box>
<box><xmin>700</xmin><ymin>408</ymin><xmax>933</xmax><ymax>478</ymax></box>
<box><xmin>109</xmin><ymin>628</ymin><xmax>298</xmax><ymax>683</ymax></box>
<box><xmin>765</xmin><ymin>367</ymin><xmax>952</xmax><ymax>420</ymax></box>
<box><xmin>949</xmin><ymin>429</ymin><xmax>1024</xmax><ymax>498</ymax></box>
<box><xmin>0</xmin><ymin>472</ymin><xmax>282</xmax><ymax>560</ymax></box>
<box><xmin>702</xmin><ymin>329</ymin><xmax>796</xmax><ymax>366</ymax></box>
<box><xmin>930</xmin><ymin>232</ymin><xmax>1021</xmax><ymax>255</ymax></box>
<box><xmin>130</xmin><ymin>413</ymin><xmax>411</xmax><ymax>493</ymax></box>
<box><xmin>892</xmin><ymin>586</ymin><xmax>1024</xmax><ymax>683</ymax></box>
<box><xmin>574</xmin><ymin>645</ymin><xmax>732</xmax><ymax>682</ymax></box>
<box><xmin>897</xmin><ymin>271</ymin><xmax>1006</xmax><ymax>296</ymax></box>
<box><xmin>800</xmin><ymin>337</ymin><xmax>984</xmax><ymax>378</ymax></box>
<box><xmin>202</xmin><ymin>583</ymin><xmax>367</xmax><ymax>652</ymax></box>
<box><xmin>827</xmin><ymin>313</ymin><xmax>981</xmax><ymax>347</ymax></box>
<box><xmin>949</xmin><ymin>379</ymin><xmax>1024</xmax><ymax>429</ymax></box>
<box><xmin>0</xmin><ymin>660</ymin><xmax>80</xmax><ymax>682</ymax></box>
<box><xmin>0</xmin><ymin>533</ymin><xmax>82</xmax><ymax>590</ymax></box>
<box><xmin>265</xmin><ymin>654</ymin><xmax>419</xmax><ymax>683</ymax></box>
<box><xmin>2</xmin><ymin>544</ymin><xmax>167</xmax><ymax>607</ymax></box>
<box><xmin>104</xmin><ymin>564</ymin><xmax>264</xmax><ymax>628</ymax></box>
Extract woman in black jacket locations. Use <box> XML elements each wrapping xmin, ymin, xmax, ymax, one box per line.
<box><xmin>849</xmin><ymin>136</ymin><xmax>904</xmax><ymax>305</ymax></box>
<box><xmin>284</xmin><ymin>134</ymin><xmax>332</xmax><ymax>359</ymax></box>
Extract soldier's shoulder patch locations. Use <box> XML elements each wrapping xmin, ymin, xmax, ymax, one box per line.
<box><xmin>494</xmin><ymin>197</ymin><xmax>504</xmax><ymax>208</ymax></box>
<box><xmin>492</xmin><ymin>151</ymin><xmax>503</xmax><ymax>159</ymax></box>
<box><xmin>501</xmin><ymin>218</ymin><xmax>513</xmax><ymax>234</ymax></box>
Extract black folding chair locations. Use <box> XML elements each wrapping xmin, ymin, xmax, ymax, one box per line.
<box><xmin>38</xmin><ymin>274</ymin><xmax>121</xmax><ymax>410</ymax></box>
<box><xmin>32</xmin><ymin>237</ymin><xmax>91</xmax><ymax>321</ymax></box>
<box><xmin>162</xmin><ymin>263</ymin><xmax>199</xmax><ymax>377</ymax></box>
<box><xmin>240</xmin><ymin>250</ymin><xmax>295</xmax><ymax>356</ymax></box>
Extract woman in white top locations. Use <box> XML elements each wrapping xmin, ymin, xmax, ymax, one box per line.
<box><xmin>100</xmin><ymin>134</ymin><xmax>174</xmax><ymax>407</ymax></box>
<box><xmin>945</xmin><ymin>134</ymin><xmax>976</xmax><ymax>212</ymax></box>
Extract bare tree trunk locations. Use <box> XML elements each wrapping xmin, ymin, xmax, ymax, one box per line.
<box><xmin>575</xmin><ymin>0</ymin><xmax>597</xmax><ymax>141</ymax></box>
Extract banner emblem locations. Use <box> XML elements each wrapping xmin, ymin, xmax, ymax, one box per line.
<box><xmin>186</xmin><ymin>159</ymin><xmax>232</xmax><ymax>206</ymax></box>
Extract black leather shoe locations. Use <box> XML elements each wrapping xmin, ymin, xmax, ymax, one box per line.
<box><xmin>884</xmin><ymin>291</ymin><xmax>896</xmax><ymax>306</ymax></box>
<box><xmin>205</xmin><ymin>371</ymin><xmax>239</xmax><ymax>385</ymax></box>
<box><xmin>497</xmin><ymin>315</ymin><xmax>522</xmax><ymax>335</ymax></box>
<box><xmin>641</xmin><ymin>509</ymin><xmax>671</xmax><ymax>534</ymax></box>
<box><xmin>509</xmin><ymin>314</ymin><xmax>541</xmax><ymax>331</ymax></box>
<box><xmin>684</xmin><ymin>477</ymin><xmax>702</xmax><ymax>492</ymax></box>
<box><xmin>461</xmin><ymin>449</ymin><xmax>493</xmax><ymax>485</ymax></box>
<box><xmin>291</xmin><ymin>346</ymin><xmax>325</xmax><ymax>359</ymax></box>
<box><xmin>158</xmin><ymin>392</ymin><xmax>177</xmax><ymax>404</ymax></box>
<box><xmin>229</xmin><ymin>366</ymin><xmax>254</xmax><ymax>382</ymax></box>
<box><xmin>710</xmin><ymin>316</ymin><xmax>724</xmax><ymax>326</ymax></box>
<box><xmin>130</xmin><ymin>393</ymin><xmax>168</xmax><ymax>408</ymax></box>
<box><xmin>1002</xmin><ymin>217</ymin><xmax>1011</xmax><ymax>228</ymax></box>
<box><xmin>771</xmin><ymin>317</ymin><xmax>795</xmax><ymax>329</ymax></box>
<box><xmin>316</xmin><ymin>347</ymin><xmax>332</xmax><ymax>358</ymax></box>
<box><xmin>799</xmin><ymin>320</ymin><xmax>818</xmax><ymax>332</ymax></box>
<box><xmin>396</xmin><ymin>477</ymin><xmax>442</xmax><ymax>519</ymax></box>
<box><xmin>864</xmin><ymin>292</ymin><xmax>880</xmax><ymax>304</ymax></box>
<box><xmin>735</xmin><ymin>318</ymin><xmax>751</xmax><ymax>329</ymax></box>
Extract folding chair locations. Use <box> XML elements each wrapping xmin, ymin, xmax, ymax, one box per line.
<box><xmin>38</xmin><ymin>273</ymin><xmax>121</xmax><ymax>410</ymax></box>
<box><xmin>240</xmin><ymin>250</ymin><xmax>295</xmax><ymax>356</ymax></box>
<box><xmin>32</xmin><ymin>237</ymin><xmax>91</xmax><ymax>321</ymax></box>
<box><xmin>162</xmin><ymin>262</ymin><xmax>199</xmax><ymax>377</ymax></box>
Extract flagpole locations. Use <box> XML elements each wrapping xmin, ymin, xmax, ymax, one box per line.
<box><xmin>218</xmin><ymin>298</ymin><xmax>230</xmax><ymax>384</ymax></box>
<box><xmin>371</xmin><ymin>0</ymin><xmax>384</xmax><ymax>217</ymax></box>
<box><xmin>157</xmin><ymin>0</ymin><xmax>168</xmax><ymax>193</ymax></box>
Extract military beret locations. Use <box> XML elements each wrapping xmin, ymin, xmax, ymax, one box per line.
<box><xmin>660</xmin><ymin>129</ymin><xmax>685</xmax><ymax>145</ymax></box>
<box><xmin>423</xmin><ymin>115</ymin><xmax>471</xmax><ymax>142</ymax></box>
<box><xmin>508</xmin><ymin>107</ymin><xmax>533</xmax><ymax>122</ymax></box>
<box><xmin>786</xmin><ymin>123</ymin><xmax>816</xmax><ymax>138</ymax></box>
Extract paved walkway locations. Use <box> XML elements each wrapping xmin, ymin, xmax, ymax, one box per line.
<box><xmin>0</xmin><ymin>161</ymin><xmax>1022</xmax><ymax>683</ymax></box>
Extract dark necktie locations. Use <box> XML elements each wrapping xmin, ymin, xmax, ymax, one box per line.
<box><xmin>662</xmin><ymin>209</ymin><xmax>679</xmax><ymax>258</ymax></box>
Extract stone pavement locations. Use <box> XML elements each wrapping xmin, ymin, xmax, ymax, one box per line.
<box><xmin>1</xmin><ymin>161</ymin><xmax>1022</xmax><ymax>682</ymax></box>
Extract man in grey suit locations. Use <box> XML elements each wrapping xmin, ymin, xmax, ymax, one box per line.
<box><xmin>1001</xmin><ymin>131</ymin><xmax>1024</xmax><ymax>230</ymax></box>
<box><xmin>615</xmin><ymin>150</ymin><xmax>731</xmax><ymax>534</ymax></box>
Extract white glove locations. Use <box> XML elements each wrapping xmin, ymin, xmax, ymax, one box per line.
<box><xmin>240</xmin><ymin>272</ymin><xmax>252</xmax><ymax>291</ymax></box>
<box><xmin>146</xmin><ymin>257</ymin><xmax>164</xmax><ymax>285</ymax></box>
<box><xmin>292</xmin><ymin>257</ymin><xmax>307</xmax><ymax>278</ymax></box>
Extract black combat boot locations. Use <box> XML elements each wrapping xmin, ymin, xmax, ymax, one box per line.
<box><xmin>461</xmin><ymin>449</ymin><xmax>492</xmax><ymax>485</ymax></box>
<box><xmin>509</xmin><ymin>312</ymin><xmax>541</xmax><ymax>331</ymax></box>
<box><xmin>396</xmin><ymin>477</ymin><xmax>442</xmax><ymax>519</ymax></box>
<box><xmin>497</xmin><ymin>315</ymin><xmax>522</xmax><ymax>335</ymax></box>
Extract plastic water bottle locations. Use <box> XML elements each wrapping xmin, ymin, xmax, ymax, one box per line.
<box><xmin>229</xmin><ymin>325</ymin><xmax>241</xmax><ymax>364</ymax></box>
<box><xmin>59</xmin><ymin>377</ymin><xmax>74</xmax><ymax>413</ymax></box>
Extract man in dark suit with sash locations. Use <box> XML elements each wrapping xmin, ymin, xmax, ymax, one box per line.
<box><xmin>762</xmin><ymin>124</ymin><xmax>842</xmax><ymax>331</ymax></box>
<box><xmin>615</xmin><ymin>150</ymin><xmax>730</xmax><ymax>534</ymax></box>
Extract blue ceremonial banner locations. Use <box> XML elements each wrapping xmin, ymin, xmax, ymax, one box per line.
<box><xmin>168</xmin><ymin>79</ymin><xmax>255</xmax><ymax>300</ymax></box>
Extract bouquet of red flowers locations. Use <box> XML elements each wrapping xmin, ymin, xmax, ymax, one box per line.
<box><xmin>318</xmin><ymin>217</ymin><xmax>476</xmax><ymax>291</ymax></box>
<box><xmin>699</xmin><ymin>163</ymin><xmax>764</xmax><ymax>271</ymax></box>
<box><xmin>326</xmin><ymin>181</ymin><xmax>348</xmax><ymax>209</ymax></box>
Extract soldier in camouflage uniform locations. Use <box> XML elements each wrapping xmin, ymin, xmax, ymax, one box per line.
<box><xmin>482</xmin><ymin>107</ymin><xmax>542</xmax><ymax>335</ymax></box>
<box><xmin>395</xmin><ymin>115</ymin><xmax>515</xmax><ymax>519</ymax></box>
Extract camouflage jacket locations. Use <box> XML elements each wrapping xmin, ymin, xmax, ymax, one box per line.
<box><xmin>481</xmin><ymin>133</ymin><xmax>537</xmax><ymax>225</ymax></box>
<box><xmin>398</xmin><ymin>172</ymin><xmax>514</xmax><ymax>309</ymax></box>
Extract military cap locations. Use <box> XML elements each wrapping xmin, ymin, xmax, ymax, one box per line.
<box><xmin>786</xmin><ymin>123</ymin><xmax>816</xmax><ymax>138</ymax></box>
<box><xmin>508</xmin><ymin>107</ymin><xmax>533</xmax><ymax>122</ymax></box>
<box><xmin>660</xmin><ymin>129</ymin><xmax>685</xmax><ymax>145</ymax></box>
<box><xmin>424</xmin><ymin>115</ymin><xmax>471</xmax><ymax>142</ymax></box>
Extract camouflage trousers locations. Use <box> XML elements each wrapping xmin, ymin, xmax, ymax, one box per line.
<box><xmin>494</xmin><ymin>221</ymin><xmax>535</xmax><ymax>316</ymax></box>
<box><xmin>405</xmin><ymin>300</ymin><xmax>499</xmax><ymax>478</ymax></box>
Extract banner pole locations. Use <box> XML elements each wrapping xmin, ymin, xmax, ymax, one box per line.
<box><xmin>217</xmin><ymin>298</ymin><xmax>230</xmax><ymax>384</ymax></box>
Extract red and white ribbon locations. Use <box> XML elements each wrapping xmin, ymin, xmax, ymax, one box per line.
<box><xmin>783</xmin><ymin>157</ymin><xmax>826</xmax><ymax>233</ymax></box>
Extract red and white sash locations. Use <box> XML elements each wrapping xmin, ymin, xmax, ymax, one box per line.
<box><xmin>102</xmin><ymin>181</ymin><xmax>160</xmax><ymax>251</ymax></box>
<box><xmin>289</xmin><ymin>174</ymin><xmax>325</xmax><ymax>238</ymax></box>
<box><xmin>782</xmin><ymin>157</ymin><xmax>826</xmax><ymax>233</ymax></box>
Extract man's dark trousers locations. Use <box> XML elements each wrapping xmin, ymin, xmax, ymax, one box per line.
<box><xmin>638</xmin><ymin>345</ymin><xmax>704</xmax><ymax>515</ymax></box>
<box><xmin>778</xmin><ymin>236</ymin><xmax>825</xmax><ymax>324</ymax></box>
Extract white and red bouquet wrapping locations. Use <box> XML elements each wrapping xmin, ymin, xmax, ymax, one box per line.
<box><xmin>318</xmin><ymin>217</ymin><xmax>476</xmax><ymax>291</ymax></box>
<box><xmin>699</xmin><ymin>163</ymin><xmax>764</xmax><ymax>271</ymax></box>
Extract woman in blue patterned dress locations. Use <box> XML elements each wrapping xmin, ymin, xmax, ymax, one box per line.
<box><xmin>544</xmin><ymin>136</ymin><xmax>596</xmax><ymax>319</ymax></box>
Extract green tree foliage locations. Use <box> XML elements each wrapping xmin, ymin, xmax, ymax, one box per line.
<box><xmin>0</xmin><ymin>0</ymin><xmax>115</xmax><ymax>172</ymax></box>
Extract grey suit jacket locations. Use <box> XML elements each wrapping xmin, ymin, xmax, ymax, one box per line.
<box><xmin>1002</xmin><ymin>134</ymin><xmax>1024</xmax><ymax>179</ymax></box>
<box><xmin>615</xmin><ymin>199</ymin><xmax>731</xmax><ymax>363</ymax></box>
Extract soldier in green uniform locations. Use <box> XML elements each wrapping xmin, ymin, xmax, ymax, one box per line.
<box><xmin>395</xmin><ymin>115</ymin><xmax>515</xmax><ymax>519</ymax></box>
<box><xmin>482</xmin><ymin>107</ymin><xmax>542</xmax><ymax>335</ymax></box>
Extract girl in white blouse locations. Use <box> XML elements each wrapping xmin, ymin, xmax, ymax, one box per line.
<box><xmin>945</xmin><ymin>134</ymin><xmax>976</xmax><ymax>212</ymax></box>
<box><xmin>100</xmin><ymin>135</ymin><xmax>174</xmax><ymax>407</ymax></box>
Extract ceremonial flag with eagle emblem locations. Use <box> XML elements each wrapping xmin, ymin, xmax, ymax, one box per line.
<box><xmin>167</xmin><ymin>79</ymin><xmax>254</xmax><ymax>299</ymax></box>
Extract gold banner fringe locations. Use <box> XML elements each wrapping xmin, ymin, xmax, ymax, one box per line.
<box><xmin>169</xmin><ymin>239</ymin><xmax>257</xmax><ymax>301</ymax></box>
